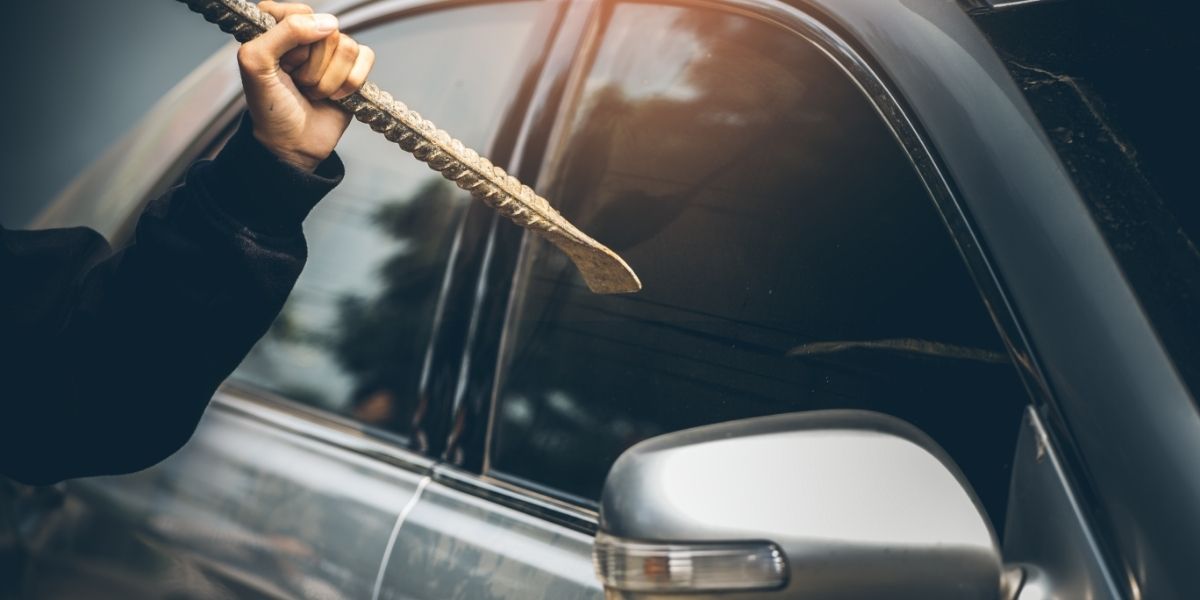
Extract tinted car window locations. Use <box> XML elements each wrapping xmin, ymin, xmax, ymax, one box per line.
<box><xmin>488</xmin><ymin>3</ymin><xmax>1026</xmax><ymax>522</ymax></box>
<box><xmin>232</xmin><ymin>2</ymin><xmax>540</xmax><ymax>447</ymax></box>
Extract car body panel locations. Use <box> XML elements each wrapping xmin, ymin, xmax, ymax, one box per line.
<box><xmin>14</xmin><ymin>390</ymin><xmax>425</xmax><ymax>599</ymax></box>
<box><xmin>1005</xmin><ymin>407</ymin><xmax>1120</xmax><ymax>600</ymax></box>
<box><xmin>377</xmin><ymin>478</ymin><xmax>600</xmax><ymax>599</ymax></box>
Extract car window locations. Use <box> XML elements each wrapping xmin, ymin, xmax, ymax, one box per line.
<box><xmin>487</xmin><ymin>2</ymin><xmax>1027</xmax><ymax>524</ymax></box>
<box><xmin>231</xmin><ymin>2</ymin><xmax>541</xmax><ymax>448</ymax></box>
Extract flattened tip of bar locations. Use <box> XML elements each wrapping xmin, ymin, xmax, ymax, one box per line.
<box><xmin>559</xmin><ymin>238</ymin><xmax>643</xmax><ymax>294</ymax></box>
<box><xmin>582</xmin><ymin>255</ymin><xmax>643</xmax><ymax>295</ymax></box>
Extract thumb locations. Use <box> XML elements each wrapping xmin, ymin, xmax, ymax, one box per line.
<box><xmin>238</xmin><ymin>13</ymin><xmax>339</xmax><ymax>76</ymax></box>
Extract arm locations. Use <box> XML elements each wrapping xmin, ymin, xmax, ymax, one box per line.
<box><xmin>0</xmin><ymin>2</ymin><xmax>374</xmax><ymax>485</ymax></box>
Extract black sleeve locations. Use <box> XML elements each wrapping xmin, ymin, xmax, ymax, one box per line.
<box><xmin>0</xmin><ymin>114</ymin><xmax>343</xmax><ymax>485</ymax></box>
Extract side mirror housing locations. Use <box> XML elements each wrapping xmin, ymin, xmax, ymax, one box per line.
<box><xmin>595</xmin><ymin>410</ymin><xmax>1002</xmax><ymax>599</ymax></box>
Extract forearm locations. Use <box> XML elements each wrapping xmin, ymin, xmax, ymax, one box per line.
<box><xmin>2</xmin><ymin>0</ymin><xmax>370</xmax><ymax>485</ymax></box>
<box><xmin>1</xmin><ymin>116</ymin><xmax>343</xmax><ymax>484</ymax></box>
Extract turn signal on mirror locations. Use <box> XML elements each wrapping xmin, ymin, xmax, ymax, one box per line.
<box><xmin>592</xmin><ymin>533</ymin><xmax>787</xmax><ymax>593</ymax></box>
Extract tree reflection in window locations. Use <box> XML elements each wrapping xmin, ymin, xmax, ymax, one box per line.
<box><xmin>329</xmin><ymin>179</ymin><xmax>459</xmax><ymax>446</ymax></box>
<box><xmin>229</xmin><ymin>2</ymin><xmax>542</xmax><ymax>448</ymax></box>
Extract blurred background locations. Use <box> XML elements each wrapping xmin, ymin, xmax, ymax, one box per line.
<box><xmin>0</xmin><ymin>1</ymin><xmax>223</xmax><ymax>227</ymax></box>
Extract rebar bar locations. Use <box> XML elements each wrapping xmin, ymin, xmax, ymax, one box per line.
<box><xmin>179</xmin><ymin>0</ymin><xmax>642</xmax><ymax>294</ymax></box>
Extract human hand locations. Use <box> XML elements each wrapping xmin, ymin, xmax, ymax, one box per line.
<box><xmin>237</xmin><ymin>1</ymin><xmax>376</xmax><ymax>172</ymax></box>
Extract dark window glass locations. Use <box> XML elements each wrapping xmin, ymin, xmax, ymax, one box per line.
<box><xmin>973</xmin><ymin>3</ymin><xmax>1200</xmax><ymax>403</ymax></box>
<box><xmin>232</xmin><ymin>3</ymin><xmax>540</xmax><ymax>444</ymax></box>
<box><xmin>489</xmin><ymin>3</ymin><xmax>1026</xmax><ymax>523</ymax></box>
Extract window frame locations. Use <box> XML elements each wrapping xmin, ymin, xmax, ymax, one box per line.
<box><xmin>456</xmin><ymin>0</ymin><xmax>1040</xmax><ymax>514</ymax></box>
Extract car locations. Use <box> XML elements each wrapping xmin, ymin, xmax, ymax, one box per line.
<box><xmin>3</xmin><ymin>0</ymin><xmax>1197</xmax><ymax>598</ymax></box>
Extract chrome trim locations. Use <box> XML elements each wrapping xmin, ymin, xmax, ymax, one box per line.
<box><xmin>215</xmin><ymin>384</ymin><xmax>601</xmax><ymax>534</ymax></box>
<box><xmin>433</xmin><ymin>465</ymin><xmax>600</xmax><ymax>535</ymax></box>
<box><xmin>213</xmin><ymin>384</ymin><xmax>436</xmax><ymax>474</ymax></box>
<box><xmin>986</xmin><ymin>0</ymin><xmax>1053</xmax><ymax>9</ymax></box>
<box><xmin>957</xmin><ymin>0</ymin><xmax>1054</xmax><ymax>14</ymax></box>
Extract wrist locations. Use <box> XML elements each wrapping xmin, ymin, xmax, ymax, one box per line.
<box><xmin>199</xmin><ymin>112</ymin><xmax>344</xmax><ymax>237</ymax></box>
<box><xmin>251</xmin><ymin>129</ymin><xmax>324</xmax><ymax>173</ymax></box>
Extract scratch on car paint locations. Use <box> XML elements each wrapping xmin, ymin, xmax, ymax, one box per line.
<box><xmin>373</xmin><ymin>476</ymin><xmax>431</xmax><ymax>600</ymax></box>
<box><xmin>1008</xmin><ymin>60</ymin><xmax>1137</xmax><ymax>163</ymax></box>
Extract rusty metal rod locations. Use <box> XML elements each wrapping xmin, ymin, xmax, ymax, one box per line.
<box><xmin>178</xmin><ymin>0</ymin><xmax>642</xmax><ymax>294</ymax></box>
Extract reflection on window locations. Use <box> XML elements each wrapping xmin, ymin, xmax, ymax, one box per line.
<box><xmin>232</xmin><ymin>3</ymin><xmax>540</xmax><ymax>447</ymax></box>
<box><xmin>489</xmin><ymin>4</ymin><xmax>1026</xmax><ymax>525</ymax></box>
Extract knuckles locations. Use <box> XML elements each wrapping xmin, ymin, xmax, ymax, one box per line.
<box><xmin>237</xmin><ymin>43</ymin><xmax>269</xmax><ymax>73</ymax></box>
<box><xmin>281</xmin><ymin>15</ymin><xmax>309</xmax><ymax>37</ymax></box>
<box><xmin>333</xmin><ymin>46</ymin><xmax>374</xmax><ymax>99</ymax></box>
<box><xmin>293</xmin><ymin>67</ymin><xmax>322</xmax><ymax>87</ymax></box>
<box><xmin>239</xmin><ymin>6</ymin><xmax>368</xmax><ymax>100</ymax></box>
<box><xmin>336</xmin><ymin>35</ymin><xmax>359</xmax><ymax>57</ymax></box>
<box><xmin>314</xmin><ymin>77</ymin><xmax>342</xmax><ymax>97</ymax></box>
<box><xmin>348</xmin><ymin>48</ymin><xmax>374</xmax><ymax>85</ymax></box>
<box><xmin>304</xmin><ymin>35</ymin><xmax>360</xmax><ymax>97</ymax></box>
<box><xmin>266</xmin><ymin>2</ymin><xmax>314</xmax><ymax>16</ymax></box>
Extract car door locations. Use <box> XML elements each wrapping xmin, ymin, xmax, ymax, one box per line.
<box><xmin>368</xmin><ymin>2</ymin><xmax>605</xmax><ymax>598</ymax></box>
<box><xmin>8</xmin><ymin>1</ymin><xmax>556</xmax><ymax>598</ymax></box>
<box><xmin>374</xmin><ymin>0</ymin><xmax>1031</xmax><ymax>597</ymax></box>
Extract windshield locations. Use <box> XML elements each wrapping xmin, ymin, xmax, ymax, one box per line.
<box><xmin>972</xmin><ymin>0</ymin><xmax>1200</xmax><ymax>398</ymax></box>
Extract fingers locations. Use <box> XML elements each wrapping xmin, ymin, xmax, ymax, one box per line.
<box><xmin>333</xmin><ymin>44</ymin><xmax>374</xmax><ymax>100</ymax></box>
<box><xmin>305</xmin><ymin>34</ymin><xmax>361</xmax><ymax>100</ymax></box>
<box><xmin>260</xmin><ymin>0</ymin><xmax>316</xmax><ymax>70</ymax></box>
<box><xmin>258</xmin><ymin>1</ymin><xmax>312</xmax><ymax>21</ymax></box>
<box><xmin>239</xmin><ymin>2</ymin><xmax>373</xmax><ymax>102</ymax></box>
<box><xmin>292</xmin><ymin>32</ymin><xmax>339</xmax><ymax>87</ymax></box>
<box><xmin>237</xmin><ymin>10</ymin><xmax>338</xmax><ymax>76</ymax></box>
<box><xmin>280</xmin><ymin>46</ymin><xmax>311</xmax><ymax>72</ymax></box>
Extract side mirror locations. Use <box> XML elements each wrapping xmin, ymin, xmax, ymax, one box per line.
<box><xmin>594</xmin><ymin>410</ymin><xmax>1003</xmax><ymax>599</ymax></box>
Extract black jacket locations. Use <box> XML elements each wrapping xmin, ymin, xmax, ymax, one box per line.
<box><xmin>0</xmin><ymin>115</ymin><xmax>343</xmax><ymax>485</ymax></box>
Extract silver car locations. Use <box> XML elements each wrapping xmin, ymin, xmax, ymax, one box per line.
<box><xmin>5</xmin><ymin>0</ymin><xmax>1197</xmax><ymax>598</ymax></box>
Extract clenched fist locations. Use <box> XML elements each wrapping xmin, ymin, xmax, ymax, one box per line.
<box><xmin>237</xmin><ymin>1</ymin><xmax>376</xmax><ymax>172</ymax></box>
